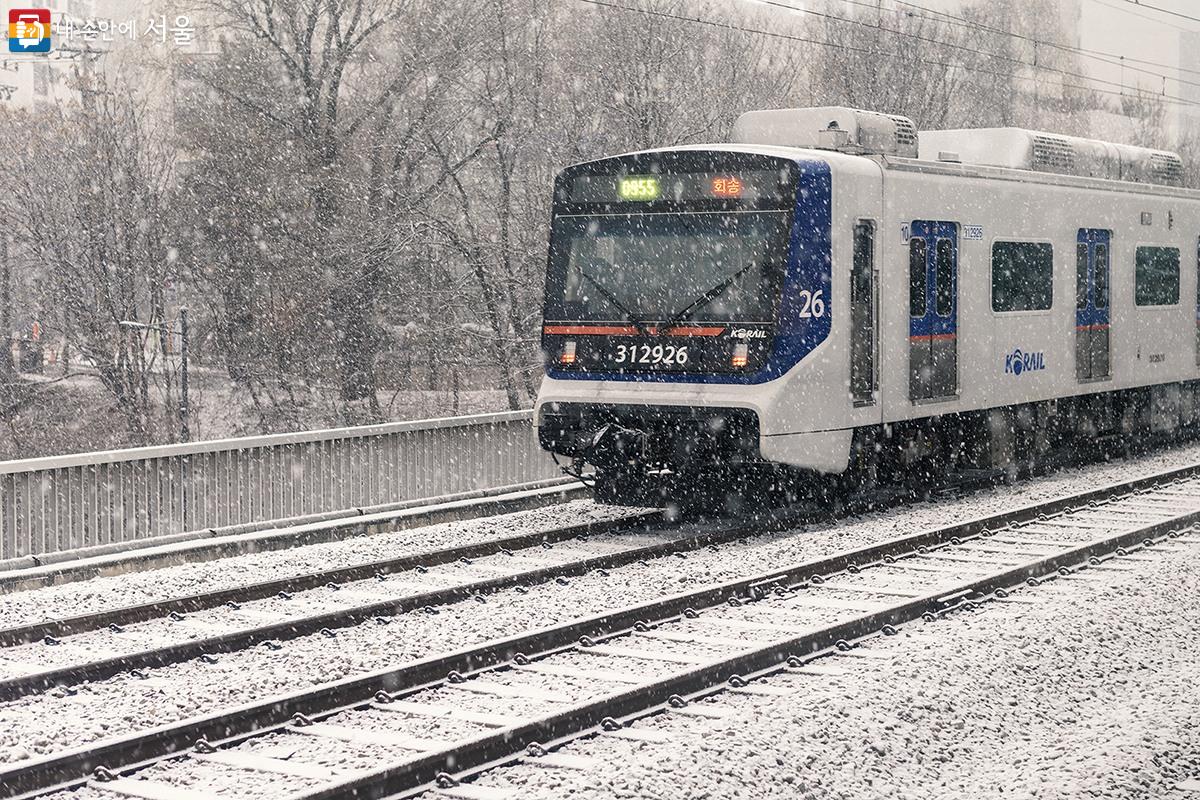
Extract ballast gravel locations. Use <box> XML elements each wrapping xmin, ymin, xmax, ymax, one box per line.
<box><xmin>239</xmin><ymin>729</ymin><xmax>421</xmax><ymax>775</ymax></box>
<box><xmin>0</xmin><ymin>499</ymin><xmax>638</xmax><ymax>627</ymax></box>
<box><xmin>6</xmin><ymin>442</ymin><xmax>1200</xmax><ymax>772</ymax></box>
<box><xmin>134</xmin><ymin>757</ymin><xmax>323</xmax><ymax>798</ymax></box>
<box><xmin>53</xmin><ymin>525</ymin><xmax>1200</xmax><ymax>800</ymax></box>
<box><xmin>448</xmin><ymin>538</ymin><xmax>1200</xmax><ymax>800</ymax></box>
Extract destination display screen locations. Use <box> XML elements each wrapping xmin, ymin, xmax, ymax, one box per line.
<box><xmin>568</xmin><ymin>168</ymin><xmax>789</xmax><ymax>205</ymax></box>
<box><xmin>617</xmin><ymin>175</ymin><xmax>661</xmax><ymax>201</ymax></box>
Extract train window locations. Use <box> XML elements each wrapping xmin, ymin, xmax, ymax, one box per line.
<box><xmin>935</xmin><ymin>238</ymin><xmax>953</xmax><ymax>317</ymax></box>
<box><xmin>1095</xmin><ymin>243</ymin><xmax>1108</xmax><ymax>308</ymax></box>
<box><xmin>909</xmin><ymin>238</ymin><xmax>927</xmax><ymax>317</ymax></box>
<box><xmin>991</xmin><ymin>241</ymin><xmax>1053</xmax><ymax>312</ymax></box>
<box><xmin>851</xmin><ymin>220</ymin><xmax>876</xmax><ymax>404</ymax></box>
<box><xmin>852</xmin><ymin>222</ymin><xmax>874</xmax><ymax>303</ymax></box>
<box><xmin>1197</xmin><ymin>238</ymin><xmax>1200</xmax><ymax>307</ymax></box>
<box><xmin>1134</xmin><ymin>246</ymin><xmax>1180</xmax><ymax>306</ymax></box>
<box><xmin>1075</xmin><ymin>244</ymin><xmax>1088</xmax><ymax>309</ymax></box>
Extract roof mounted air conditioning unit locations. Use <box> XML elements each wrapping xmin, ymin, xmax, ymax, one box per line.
<box><xmin>917</xmin><ymin>127</ymin><xmax>1184</xmax><ymax>187</ymax></box>
<box><xmin>731</xmin><ymin>106</ymin><xmax>919</xmax><ymax>158</ymax></box>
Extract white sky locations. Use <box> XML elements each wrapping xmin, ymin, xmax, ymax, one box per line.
<box><xmin>1076</xmin><ymin>0</ymin><xmax>1199</xmax><ymax>96</ymax></box>
<box><xmin>744</xmin><ymin>0</ymin><xmax>1200</xmax><ymax>124</ymax></box>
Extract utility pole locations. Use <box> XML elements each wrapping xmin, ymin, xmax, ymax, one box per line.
<box><xmin>0</xmin><ymin>237</ymin><xmax>10</xmax><ymax>376</ymax></box>
<box><xmin>179</xmin><ymin>306</ymin><xmax>190</xmax><ymax>442</ymax></box>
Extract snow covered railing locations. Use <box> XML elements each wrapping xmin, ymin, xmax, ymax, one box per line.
<box><xmin>0</xmin><ymin>410</ymin><xmax>562</xmax><ymax>560</ymax></box>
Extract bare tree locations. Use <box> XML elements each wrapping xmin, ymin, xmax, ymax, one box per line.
<box><xmin>1120</xmin><ymin>89</ymin><xmax>1169</xmax><ymax>149</ymax></box>
<box><xmin>0</xmin><ymin>74</ymin><xmax>179</xmax><ymax>442</ymax></box>
<box><xmin>188</xmin><ymin>0</ymin><xmax>483</xmax><ymax>422</ymax></box>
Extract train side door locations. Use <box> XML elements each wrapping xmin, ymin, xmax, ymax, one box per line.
<box><xmin>1075</xmin><ymin>228</ymin><xmax>1111</xmax><ymax>381</ymax></box>
<box><xmin>908</xmin><ymin>220</ymin><xmax>958</xmax><ymax>401</ymax></box>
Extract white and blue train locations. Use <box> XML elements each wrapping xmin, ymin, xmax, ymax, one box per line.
<box><xmin>534</xmin><ymin>106</ymin><xmax>1196</xmax><ymax>505</ymax></box>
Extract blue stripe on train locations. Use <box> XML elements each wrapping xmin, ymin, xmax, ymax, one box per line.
<box><xmin>907</xmin><ymin>220</ymin><xmax>958</xmax><ymax>339</ymax></box>
<box><xmin>1076</xmin><ymin>228</ymin><xmax>1110</xmax><ymax>329</ymax></box>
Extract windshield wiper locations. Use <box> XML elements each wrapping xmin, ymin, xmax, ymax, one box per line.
<box><xmin>581</xmin><ymin>272</ymin><xmax>652</xmax><ymax>336</ymax></box>
<box><xmin>661</xmin><ymin>261</ymin><xmax>757</xmax><ymax>333</ymax></box>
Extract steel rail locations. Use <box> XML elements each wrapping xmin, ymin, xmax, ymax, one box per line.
<box><xmin>0</xmin><ymin>467</ymin><xmax>997</xmax><ymax>699</ymax></box>
<box><xmin>328</xmin><ymin>522</ymin><xmax>1188</xmax><ymax>800</ymax></box>
<box><xmin>14</xmin><ymin>442</ymin><xmax>1192</xmax><ymax>647</ymax></box>
<box><xmin>4</xmin><ymin>463</ymin><xmax>1199</xmax><ymax>799</ymax></box>
<box><xmin>0</xmin><ymin>511</ymin><xmax>781</xmax><ymax>701</ymax></box>
<box><xmin>0</xmin><ymin>512</ymin><xmax>658</xmax><ymax>646</ymax></box>
<box><xmin>0</xmin><ymin>456</ymin><xmax>1182</xmax><ymax>701</ymax></box>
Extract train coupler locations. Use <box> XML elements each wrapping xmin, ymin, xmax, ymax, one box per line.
<box><xmin>583</xmin><ymin>422</ymin><xmax>650</xmax><ymax>471</ymax></box>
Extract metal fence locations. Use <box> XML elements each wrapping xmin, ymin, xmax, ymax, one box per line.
<box><xmin>0</xmin><ymin>410</ymin><xmax>560</xmax><ymax>561</ymax></box>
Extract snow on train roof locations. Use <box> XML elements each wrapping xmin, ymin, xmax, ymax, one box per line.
<box><xmin>730</xmin><ymin>106</ymin><xmax>1184</xmax><ymax>189</ymax></box>
<box><xmin>918</xmin><ymin>127</ymin><xmax>1182</xmax><ymax>187</ymax></box>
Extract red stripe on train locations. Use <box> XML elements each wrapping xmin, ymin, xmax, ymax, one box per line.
<box><xmin>542</xmin><ymin>324</ymin><xmax>727</xmax><ymax>337</ymax></box>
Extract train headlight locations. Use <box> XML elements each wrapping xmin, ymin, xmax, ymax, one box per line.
<box><xmin>560</xmin><ymin>340</ymin><xmax>577</xmax><ymax>365</ymax></box>
<box><xmin>731</xmin><ymin>342</ymin><xmax>749</xmax><ymax>368</ymax></box>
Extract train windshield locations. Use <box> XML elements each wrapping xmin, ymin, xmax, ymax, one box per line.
<box><xmin>547</xmin><ymin>211</ymin><xmax>790</xmax><ymax>324</ymax></box>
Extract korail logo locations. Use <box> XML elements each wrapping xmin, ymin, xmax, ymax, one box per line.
<box><xmin>1005</xmin><ymin>348</ymin><xmax>1046</xmax><ymax>376</ymax></box>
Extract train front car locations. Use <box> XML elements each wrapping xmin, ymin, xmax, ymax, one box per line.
<box><xmin>535</xmin><ymin>147</ymin><xmax>835</xmax><ymax>506</ymax></box>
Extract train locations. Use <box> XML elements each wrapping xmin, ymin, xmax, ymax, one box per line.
<box><xmin>533</xmin><ymin>106</ymin><xmax>1198</xmax><ymax>507</ymax></box>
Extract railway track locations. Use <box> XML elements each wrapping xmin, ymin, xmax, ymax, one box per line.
<box><xmin>0</xmin><ymin>513</ymin><xmax>657</xmax><ymax>644</ymax></box>
<box><xmin>0</xmin><ymin>512</ymin><xmax>738</xmax><ymax>700</ymax></box>
<box><xmin>0</xmin><ymin>466</ymin><xmax>993</xmax><ymax>703</ymax></box>
<box><xmin>5</xmin><ymin>463</ymin><xmax>1200</xmax><ymax>800</ymax></box>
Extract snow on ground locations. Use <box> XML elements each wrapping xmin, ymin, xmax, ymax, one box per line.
<box><xmin>0</xmin><ymin>532</ymin><xmax>680</xmax><ymax>678</ymax></box>
<box><xmin>462</xmin><ymin>537</ymin><xmax>1200</xmax><ymax>799</ymax></box>
<box><xmin>3</xmin><ymin>442</ymin><xmax>1200</xmax><ymax>769</ymax></box>
<box><xmin>0</xmin><ymin>499</ymin><xmax>636</xmax><ymax>627</ymax></box>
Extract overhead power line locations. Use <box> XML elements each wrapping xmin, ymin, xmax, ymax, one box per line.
<box><xmin>752</xmin><ymin>0</ymin><xmax>1200</xmax><ymax>96</ymax></box>
<box><xmin>575</xmin><ymin>0</ymin><xmax>1200</xmax><ymax>111</ymax></box>
<box><xmin>859</xmin><ymin>0</ymin><xmax>1200</xmax><ymax>81</ymax></box>
<box><xmin>1120</xmin><ymin>0</ymin><xmax>1200</xmax><ymax>25</ymax></box>
<box><xmin>1089</xmin><ymin>0</ymin><xmax>1196</xmax><ymax>32</ymax></box>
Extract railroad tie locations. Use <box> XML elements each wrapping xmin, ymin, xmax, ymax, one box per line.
<box><xmin>287</xmin><ymin>722</ymin><xmax>452</xmax><ymax>752</ymax></box>
<box><xmin>371</xmin><ymin>698</ymin><xmax>520</xmax><ymax>728</ymax></box>
<box><xmin>190</xmin><ymin>749</ymin><xmax>337</xmax><ymax>779</ymax></box>
<box><xmin>522</xmin><ymin>752</ymin><xmax>602</xmax><ymax>771</ymax></box>
<box><xmin>514</xmin><ymin>661</ymin><xmax>645</xmax><ymax>685</ymax></box>
<box><xmin>87</xmin><ymin>778</ymin><xmax>217</xmax><ymax>800</ymax></box>
<box><xmin>435</xmin><ymin>783</ymin><xmax>516</xmax><ymax>800</ymax></box>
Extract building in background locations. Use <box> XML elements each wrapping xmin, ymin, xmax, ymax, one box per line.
<box><xmin>0</xmin><ymin>1</ymin><xmax>98</xmax><ymax>110</ymax></box>
<box><xmin>1057</xmin><ymin>0</ymin><xmax>1083</xmax><ymax>48</ymax></box>
<box><xmin>1180</xmin><ymin>29</ymin><xmax>1200</xmax><ymax>126</ymax></box>
<box><xmin>0</xmin><ymin>0</ymin><xmax>202</xmax><ymax>112</ymax></box>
